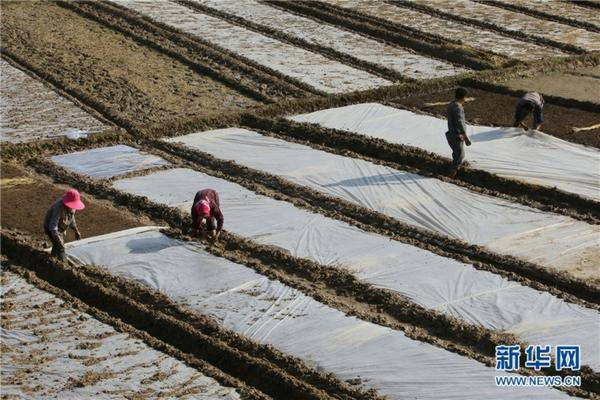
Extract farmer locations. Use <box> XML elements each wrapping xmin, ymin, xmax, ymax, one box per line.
<box><xmin>43</xmin><ymin>189</ymin><xmax>85</xmax><ymax>260</ymax></box>
<box><xmin>191</xmin><ymin>188</ymin><xmax>224</xmax><ymax>242</ymax></box>
<box><xmin>513</xmin><ymin>91</ymin><xmax>544</xmax><ymax>131</ymax></box>
<box><xmin>446</xmin><ymin>87</ymin><xmax>471</xmax><ymax>178</ymax></box>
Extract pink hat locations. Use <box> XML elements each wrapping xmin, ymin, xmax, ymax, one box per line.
<box><xmin>62</xmin><ymin>189</ymin><xmax>85</xmax><ymax>210</ymax></box>
<box><xmin>195</xmin><ymin>200</ymin><xmax>210</xmax><ymax>217</ymax></box>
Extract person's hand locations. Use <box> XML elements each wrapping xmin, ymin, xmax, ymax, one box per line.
<box><xmin>210</xmin><ymin>230</ymin><xmax>219</xmax><ymax>243</ymax></box>
<box><xmin>75</xmin><ymin>231</ymin><xmax>82</xmax><ymax>241</ymax></box>
<box><xmin>465</xmin><ymin>137</ymin><xmax>472</xmax><ymax>146</ymax></box>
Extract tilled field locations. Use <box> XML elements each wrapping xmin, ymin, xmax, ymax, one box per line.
<box><xmin>1</xmin><ymin>1</ymin><xmax>599</xmax><ymax>399</ymax></box>
<box><xmin>0</xmin><ymin>1</ymin><xmax>258</xmax><ymax>128</ymax></box>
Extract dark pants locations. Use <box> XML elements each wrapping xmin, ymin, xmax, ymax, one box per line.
<box><xmin>514</xmin><ymin>100</ymin><xmax>533</xmax><ymax>125</ymax></box>
<box><xmin>446</xmin><ymin>132</ymin><xmax>465</xmax><ymax>169</ymax></box>
<box><xmin>44</xmin><ymin>227</ymin><xmax>65</xmax><ymax>258</ymax></box>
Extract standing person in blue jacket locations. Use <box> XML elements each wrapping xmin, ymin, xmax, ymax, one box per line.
<box><xmin>446</xmin><ymin>87</ymin><xmax>471</xmax><ymax>178</ymax></box>
<box><xmin>513</xmin><ymin>91</ymin><xmax>544</xmax><ymax>131</ymax></box>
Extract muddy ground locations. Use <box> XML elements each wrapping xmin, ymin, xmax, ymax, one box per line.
<box><xmin>391</xmin><ymin>87</ymin><xmax>600</xmax><ymax>147</ymax></box>
<box><xmin>12</xmin><ymin>154</ymin><xmax>597</xmax><ymax>397</ymax></box>
<box><xmin>0</xmin><ymin>1</ymin><xmax>257</xmax><ymax>128</ymax></box>
<box><xmin>2</xmin><ymin>2</ymin><xmax>599</xmax><ymax>398</ymax></box>
<box><xmin>504</xmin><ymin>66</ymin><xmax>600</xmax><ymax>104</ymax></box>
<box><xmin>0</xmin><ymin>270</ymin><xmax>247</xmax><ymax>399</ymax></box>
<box><xmin>0</xmin><ymin>163</ymin><xmax>146</xmax><ymax>242</ymax></box>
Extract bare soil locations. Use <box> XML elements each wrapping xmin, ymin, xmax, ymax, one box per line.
<box><xmin>2</xmin><ymin>2</ymin><xmax>598</xmax><ymax>398</ymax></box>
<box><xmin>0</xmin><ymin>1</ymin><xmax>257</xmax><ymax>127</ymax></box>
<box><xmin>504</xmin><ymin>67</ymin><xmax>600</xmax><ymax>104</ymax></box>
<box><xmin>391</xmin><ymin>87</ymin><xmax>600</xmax><ymax>147</ymax></box>
<box><xmin>0</xmin><ymin>163</ymin><xmax>145</xmax><ymax>242</ymax></box>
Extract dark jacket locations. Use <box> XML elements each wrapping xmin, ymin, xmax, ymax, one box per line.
<box><xmin>447</xmin><ymin>100</ymin><xmax>467</xmax><ymax>136</ymax></box>
<box><xmin>44</xmin><ymin>199</ymin><xmax>78</xmax><ymax>240</ymax></box>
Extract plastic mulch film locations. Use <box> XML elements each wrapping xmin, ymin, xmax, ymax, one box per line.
<box><xmin>411</xmin><ymin>0</ymin><xmax>600</xmax><ymax>51</ymax></box>
<box><xmin>112</xmin><ymin>0</ymin><xmax>390</xmax><ymax>93</ymax></box>
<box><xmin>51</xmin><ymin>145</ymin><xmax>169</xmax><ymax>180</ymax></box>
<box><xmin>166</xmin><ymin>128</ymin><xmax>599</xmax><ymax>277</ymax></box>
<box><xmin>112</xmin><ymin>168</ymin><xmax>600</xmax><ymax>370</ymax></box>
<box><xmin>66</xmin><ymin>228</ymin><xmax>569</xmax><ymax>399</ymax></box>
<box><xmin>0</xmin><ymin>59</ymin><xmax>107</xmax><ymax>143</ymax></box>
<box><xmin>290</xmin><ymin>103</ymin><xmax>600</xmax><ymax>201</ymax></box>
<box><xmin>499</xmin><ymin>0</ymin><xmax>600</xmax><ymax>29</ymax></box>
<box><xmin>0</xmin><ymin>268</ymin><xmax>241</xmax><ymax>399</ymax></box>
<box><xmin>191</xmin><ymin>0</ymin><xmax>468</xmax><ymax>79</ymax></box>
<box><xmin>320</xmin><ymin>0</ymin><xmax>566</xmax><ymax>61</ymax></box>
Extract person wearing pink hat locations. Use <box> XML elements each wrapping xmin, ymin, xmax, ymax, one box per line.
<box><xmin>190</xmin><ymin>188</ymin><xmax>224</xmax><ymax>242</ymax></box>
<box><xmin>43</xmin><ymin>189</ymin><xmax>85</xmax><ymax>260</ymax></box>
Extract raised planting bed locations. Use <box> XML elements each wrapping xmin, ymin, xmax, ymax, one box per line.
<box><xmin>0</xmin><ymin>59</ymin><xmax>108</xmax><ymax>143</ymax></box>
<box><xmin>0</xmin><ymin>1</ymin><xmax>257</xmax><ymax>127</ymax></box>
<box><xmin>0</xmin><ymin>270</ymin><xmax>243</xmax><ymax>399</ymax></box>
<box><xmin>322</xmin><ymin>0</ymin><xmax>567</xmax><ymax>61</ymax></box>
<box><xmin>113</xmin><ymin>0</ymin><xmax>390</xmax><ymax>94</ymax></box>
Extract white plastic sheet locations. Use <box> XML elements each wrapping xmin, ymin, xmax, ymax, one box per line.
<box><xmin>0</xmin><ymin>60</ymin><xmax>107</xmax><ymax>143</ymax></box>
<box><xmin>411</xmin><ymin>0</ymin><xmax>600</xmax><ymax>51</ymax></box>
<box><xmin>193</xmin><ymin>0</ymin><xmax>468</xmax><ymax>79</ymax></box>
<box><xmin>113</xmin><ymin>168</ymin><xmax>600</xmax><ymax>370</ymax></box>
<box><xmin>321</xmin><ymin>0</ymin><xmax>566</xmax><ymax>61</ymax></box>
<box><xmin>167</xmin><ymin>129</ymin><xmax>600</xmax><ymax>277</ymax></box>
<box><xmin>112</xmin><ymin>0</ymin><xmax>389</xmax><ymax>93</ymax></box>
<box><xmin>51</xmin><ymin>145</ymin><xmax>169</xmax><ymax>179</ymax></box>
<box><xmin>290</xmin><ymin>103</ymin><xmax>600</xmax><ymax>201</ymax></box>
<box><xmin>66</xmin><ymin>228</ymin><xmax>568</xmax><ymax>399</ymax></box>
<box><xmin>503</xmin><ymin>0</ymin><xmax>600</xmax><ymax>28</ymax></box>
<box><xmin>0</xmin><ymin>270</ymin><xmax>240</xmax><ymax>399</ymax></box>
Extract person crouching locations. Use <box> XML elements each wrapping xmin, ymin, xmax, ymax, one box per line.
<box><xmin>191</xmin><ymin>188</ymin><xmax>224</xmax><ymax>242</ymax></box>
<box><xmin>513</xmin><ymin>91</ymin><xmax>544</xmax><ymax>131</ymax></box>
<box><xmin>43</xmin><ymin>189</ymin><xmax>85</xmax><ymax>260</ymax></box>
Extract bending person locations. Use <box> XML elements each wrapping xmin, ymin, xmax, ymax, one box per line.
<box><xmin>43</xmin><ymin>189</ymin><xmax>85</xmax><ymax>260</ymax></box>
<box><xmin>191</xmin><ymin>188</ymin><xmax>224</xmax><ymax>242</ymax></box>
<box><xmin>513</xmin><ymin>91</ymin><xmax>544</xmax><ymax>131</ymax></box>
<box><xmin>446</xmin><ymin>87</ymin><xmax>471</xmax><ymax>178</ymax></box>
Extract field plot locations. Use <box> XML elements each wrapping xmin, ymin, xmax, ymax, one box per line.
<box><xmin>0</xmin><ymin>163</ymin><xmax>144</xmax><ymax>242</ymax></box>
<box><xmin>51</xmin><ymin>145</ymin><xmax>169</xmax><ymax>180</ymax></box>
<box><xmin>192</xmin><ymin>0</ymin><xmax>468</xmax><ymax>79</ymax></box>
<box><xmin>113</xmin><ymin>0</ymin><xmax>389</xmax><ymax>94</ymax></box>
<box><xmin>393</xmin><ymin>88</ymin><xmax>600</xmax><ymax>147</ymax></box>
<box><xmin>290</xmin><ymin>103</ymin><xmax>600</xmax><ymax>200</ymax></box>
<box><xmin>55</xmin><ymin>161</ymin><xmax>596</xmax><ymax>370</ymax></box>
<box><xmin>494</xmin><ymin>0</ymin><xmax>600</xmax><ymax>29</ymax></box>
<box><xmin>0</xmin><ymin>1</ymin><xmax>256</xmax><ymax>127</ymax></box>
<box><xmin>66</xmin><ymin>227</ymin><xmax>568</xmax><ymax>400</ymax></box>
<box><xmin>0</xmin><ymin>60</ymin><xmax>107</xmax><ymax>143</ymax></box>
<box><xmin>0</xmin><ymin>270</ymin><xmax>241</xmax><ymax>399</ymax></box>
<box><xmin>322</xmin><ymin>0</ymin><xmax>565</xmax><ymax>61</ymax></box>
<box><xmin>504</xmin><ymin>66</ymin><xmax>600</xmax><ymax>104</ymax></box>
<box><xmin>408</xmin><ymin>0</ymin><xmax>600</xmax><ymax>51</ymax></box>
<box><xmin>168</xmin><ymin>128</ymin><xmax>599</xmax><ymax>279</ymax></box>
<box><xmin>2</xmin><ymin>0</ymin><xmax>599</xmax><ymax>397</ymax></box>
